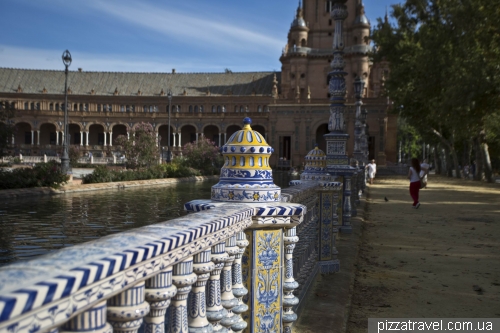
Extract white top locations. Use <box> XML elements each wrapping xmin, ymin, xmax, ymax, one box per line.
<box><xmin>420</xmin><ymin>162</ymin><xmax>430</xmax><ymax>180</ymax></box>
<box><xmin>367</xmin><ymin>163</ymin><xmax>376</xmax><ymax>177</ymax></box>
<box><xmin>409</xmin><ymin>167</ymin><xmax>421</xmax><ymax>182</ymax></box>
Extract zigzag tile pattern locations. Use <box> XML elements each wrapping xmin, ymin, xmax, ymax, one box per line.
<box><xmin>0</xmin><ymin>205</ymin><xmax>253</xmax><ymax>333</ymax></box>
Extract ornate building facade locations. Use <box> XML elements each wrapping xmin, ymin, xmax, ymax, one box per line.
<box><xmin>0</xmin><ymin>0</ymin><xmax>395</xmax><ymax>167</ymax></box>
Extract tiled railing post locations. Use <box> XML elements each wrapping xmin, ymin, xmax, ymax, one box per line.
<box><xmin>231</xmin><ymin>231</ymin><xmax>249</xmax><ymax>333</ymax></box>
<box><xmin>188</xmin><ymin>249</ymin><xmax>215</xmax><ymax>332</ymax></box>
<box><xmin>169</xmin><ymin>257</ymin><xmax>198</xmax><ymax>333</ymax></box>
<box><xmin>107</xmin><ymin>281</ymin><xmax>150</xmax><ymax>333</ymax></box>
<box><xmin>220</xmin><ymin>236</ymin><xmax>239</xmax><ymax>331</ymax></box>
<box><xmin>318</xmin><ymin>182</ymin><xmax>342</xmax><ymax>273</ymax></box>
<box><xmin>61</xmin><ymin>301</ymin><xmax>112</xmax><ymax>333</ymax></box>
<box><xmin>283</xmin><ymin>227</ymin><xmax>299</xmax><ymax>333</ymax></box>
<box><xmin>340</xmin><ymin>176</ymin><xmax>353</xmax><ymax>233</ymax></box>
<box><xmin>206</xmin><ymin>242</ymin><xmax>229</xmax><ymax>331</ymax></box>
<box><xmin>145</xmin><ymin>267</ymin><xmax>177</xmax><ymax>333</ymax></box>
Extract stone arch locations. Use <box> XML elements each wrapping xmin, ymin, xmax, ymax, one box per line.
<box><xmin>158</xmin><ymin>124</ymin><xmax>175</xmax><ymax>147</ymax></box>
<box><xmin>89</xmin><ymin>123</ymin><xmax>106</xmax><ymax>146</ymax></box>
<box><xmin>68</xmin><ymin>123</ymin><xmax>81</xmax><ymax>145</ymax></box>
<box><xmin>39</xmin><ymin>122</ymin><xmax>57</xmax><ymax>145</ymax></box>
<box><xmin>112</xmin><ymin>124</ymin><xmax>128</xmax><ymax>145</ymax></box>
<box><xmin>180</xmin><ymin>124</ymin><xmax>197</xmax><ymax>146</ymax></box>
<box><xmin>14</xmin><ymin>122</ymin><xmax>32</xmax><ymax>145</ymax></box>
<box><xmin>315</xmin><ymin>123</ymin><xmax>329</xmax><ymax>153</ymax></box>
<box><xmin>203</xmin><ymin>125</ymin><xmax>220</xmax><ymax>146</ymax></box>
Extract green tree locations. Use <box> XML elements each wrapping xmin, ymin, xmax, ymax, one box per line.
<box><xmin>371</xmin><ymin>0</ymin><xmax>500</xmax><ymax>181</ymax></box>
<box><xmin>182</xmin><ymin>137</ymin><xmax>222</xmax><ymax>175</ymax></box>
<box><xmin>0</xmin><ymin>101</ymin><xmax>16</xmax><ymax>157</ymax></box>
<box><xmin>116</xmin><ymin>122</ymin><xmax>159</xmax><ymax>169</ymax></box>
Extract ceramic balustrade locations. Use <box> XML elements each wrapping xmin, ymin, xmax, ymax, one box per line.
<box><xmin>0</xmin><ymin>203</ymin><xmax>256</xmax><ymax>333</ymax></box>
<box><xmin>188</xmin><ymin>249</ymin><xmax>214</xmax><ymax>333</ymax></box>
<box><xmin>144</xmin><ymin>267</ymin><xmax>177</xmax><ymax>333</ymax></box>
<box><xmin>206</xmin><ymin>242</ymin><xmax>228</xmax><ymax>332</ymax></box>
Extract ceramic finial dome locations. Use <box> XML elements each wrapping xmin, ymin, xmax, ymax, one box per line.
<box><xmin>211</xmin><ymin>117</ymin><xmax>281</xmax><ymax>202</ymax></box>
<box><xmin>300</xmin><ymin>145</ymin><xmax>332</xmax><ymax>181</ymax></box>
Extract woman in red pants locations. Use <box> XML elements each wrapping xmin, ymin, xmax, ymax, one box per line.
<box><xmin>408</xmin><ymin>158</ymin><xmax>422</xmax><ymax>208</ymax></box>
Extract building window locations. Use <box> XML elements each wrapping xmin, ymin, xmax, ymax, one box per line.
<box><xmin>30</xmin><ymin>102</ymin><xmax>35</xmax><ymax>110</ymax></box>
<box><xmin>189</xmin><ymin>105</ymin><xmax>193</xmax><ymax>113</ymax></box>
<box><xmin>240</xmin><ymin>106</ymin><xmax>244</xmax><ymax>113</ymax></box>
<box><xmin>130</xmin><ymin>105</ymin><xmax>135</xmax><ymax>112</ymax></box>
<box><xmin>194</xmin><ymin>106</ymin><xmax>199</xmax><ymax>113</ymax></box>
<box><xmin>212</xmin><ymin>106</ymin><xmax>216</xmax><ymax>113</ymax></box>
<box><xmin>143</xmin><ymin>105</ymin><xmax>148</xmax><ymax>112</ymax></box>
<box><xmin>25</xmin><ymin>102</ymin><xmax>29</xmax><ymax>110</ymax></box>
<box><xmin>49</xmin><ymin>103</ymin><xmax>54</xmax><ymax>111</ymax></box>
<box><xmin>120</xmin><ymin>105</ymin><xmax>125</xmax><ymax>112</ymax></box>
<box><xmin>217</xmin><ymin>105</ymin><xmax>222</xmax><ymax>113</ymax></box>
<box><xmin>176</xmin><ymin>105</ymin><xmax>181</xmax><ymax>112</ymax></box>
<box><xmin>97</xmin><ymin>104</ymin><xmax>101</xmax><ymax>112</ymax></box>
<box><xmin>126</xmin><ymin>105</ymin><xmax>131</xmax><ymax>112</ymax></box>
<box><xmin>56</xmin><ymin>103</ymin><xmax>60</xmax><ymax>111</ymax></box>
<box><xmin>199</xmin><ymin>105</ymin><xmax>204</xmax><ymax>112</ymax></box>
<box><xmin>74</xmin><ymin>103</ymin><xmax>78</xmax><ymax>111</ymax></box>
<box><xmin>84</xmin><ymin>103</ymin><xmax>89</xmax><ymax>111</ymax></box>
<box><xmin>258</xmin><ymin>105</ymin><xmax>262</xmax><ymax>112</ymax></box>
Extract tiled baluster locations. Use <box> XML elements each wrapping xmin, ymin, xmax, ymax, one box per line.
<box><xmin>107</xmin><ymin>281</ymin><xmax>150</xmax><ymax>333</ymax></box>
<box><xmin>169</xmin><ymin>257</ymin><xmax>198</xmax><ymax>333</ymax></box>
<box><xmin>206</xmin><ymin>242</ymin><xmax>229</xmax><ymax>332</ymax></box>
<box><xmin>220</xmin><ymin>236</ymin><xmax>239</xmax><ymax>331</ymax></box>
<box><xmin>144</xmin><ymin>267</ymin><xmax>177</xmax><ymax>333</ymax></box>
<box><xmin>61</xmin><ymin>301</ymin><xmax>112</xmax><ymax>333</ymax></box>
<box><xmin>283</xmin><ymin>227</ymin><xmax>300</xmax><ymax>333</ymax></box>
<box><xmin>188</xmin><ymin>249</ymin><xmax>215</xmax><ymax>332</ymax></box>
<box><xmin>231</xmin><ymin>231</ymin><xmax>249</xmax><ymax>333</ymax></box>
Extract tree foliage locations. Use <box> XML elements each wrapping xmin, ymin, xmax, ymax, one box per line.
<box><xmin>0</xmin><ymin>101</ymin><xmax>16</xmax><ymax>157</ymax></box>
<box><xmin>371</xmin><ymin>0</ymin><xmax>500</xmax><ymax>180</ymax></box>
<box><xmin>181</xmin><ymin>137</ymin><xmax>222</xmax><ymax>175</ymax></box>
<box><xmin>116</xmin><ymin>122</ymin><xmax>159</xmax><ymax>169</ymax></box>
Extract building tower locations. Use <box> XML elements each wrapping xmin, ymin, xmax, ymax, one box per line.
<box><xmin>350</xmin><ymin>0</ymin><xmax>370</xmax><ymax>95</ymax></box>
<box><xmin>281</xmin><ymin>2</ymin><xmax>309</xmax><ymax>100</ymax></box>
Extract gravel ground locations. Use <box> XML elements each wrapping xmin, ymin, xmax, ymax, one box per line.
<box><xmin>346</xmin><ymin>175</ymin><xmax>500</xmax><ymax>332</ymax></box>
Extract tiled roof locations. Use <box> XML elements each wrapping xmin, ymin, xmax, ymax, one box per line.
<box><xmin>0</xmin><ymin>68</ymin><xmax>280</xmax><ymax>97</ymax></box>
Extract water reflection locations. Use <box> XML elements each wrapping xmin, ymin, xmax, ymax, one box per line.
<box><xmin>0</xmin><ymin>173</ymin><xmax>295</xmax><ymax>267</ymax></box>
<box><xmin>0</xmin><ymin>181</ymin><xmax>214</xmax><ymax>266</ymax></box>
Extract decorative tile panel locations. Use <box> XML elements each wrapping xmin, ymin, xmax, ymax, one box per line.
<box><xmin>252</xmin><ymin>229</ymin><xmax>282</xmax><ymax>333</ymax></box>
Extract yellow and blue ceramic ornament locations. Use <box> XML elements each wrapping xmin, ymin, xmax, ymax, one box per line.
<box><xmin>211</xmin><ymin>117</ymin><xmax>281</xmax><ymax>202</ymax></box>
<box><xmin>300</xmin><ymin>145</ymin><xmax>332</xmax><ymax>181</ymax></box>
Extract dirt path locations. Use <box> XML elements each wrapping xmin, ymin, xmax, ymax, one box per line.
<box><xmin>346</xmin><ymin>175</ymin><xmax>500</xmax><ymax>332</ymax></box>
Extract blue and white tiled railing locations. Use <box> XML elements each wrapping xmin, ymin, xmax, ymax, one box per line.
<box><xmin>0</xmin><ymin>200</ymin><xmax>308</xmax><ymax>333</ymax></box>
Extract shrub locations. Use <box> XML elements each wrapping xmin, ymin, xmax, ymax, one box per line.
<box><xmin>81</xmin><ymin>162</ymin><xmax>201</xmax><ymax>184</ymax></box>
<box><xmin>0</xmin><ymin>161</ymin><xmax>68</xmax><ymax>189</ymax></box>
<box><xmin>116</xmin><ymin>122</ymin><xmax>159</xmax><ymax>169</ymax></box>
<box><xmin>182</xmin><ymin>138</ymin><xmax>222</xmax><ymax>175</ymax></box>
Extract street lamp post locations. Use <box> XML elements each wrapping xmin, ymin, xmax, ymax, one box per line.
<box><xmin>61</xmin><ymin>50</ymin><xmax>72</xmax><ymax>174</ymax></box>
<box><xmin>166</xmin><ymin>90</ymin><xmax>172</xmax><ymax>163</ymax></box>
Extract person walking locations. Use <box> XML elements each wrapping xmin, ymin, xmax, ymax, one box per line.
<box><xmin>420</xmin><ymin>158</ymin><xmax>430</xmax><ymax>188</ymax></box>
<box><xmin>408</xmin><ymin>158</ymin><xmax>422</xmax><ymax>208</ymax></box>
<box><xmin>366</xmin><ymin>159</ymin><xmax>377</xmax><ymax>185</ymax></box>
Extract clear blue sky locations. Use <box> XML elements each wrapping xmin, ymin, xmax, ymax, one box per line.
<box><xmin>0</xmin><ymin>0</ymin><xmax>400</xmax><ymax>73</ymax></box>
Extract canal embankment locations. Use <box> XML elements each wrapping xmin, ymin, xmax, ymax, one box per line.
<box><xmin>0</xmin><ymin>175</ymin><xmax>219</xmax><ymax>199</ymax></box>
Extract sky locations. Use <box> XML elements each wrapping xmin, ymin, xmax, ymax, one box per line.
<box><xmin>0</xmin><ymin>0</ymin><xmax>400</xmax><ymax>73</ymax></box>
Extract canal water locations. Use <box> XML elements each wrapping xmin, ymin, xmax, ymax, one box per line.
<box><xmin>0</xmin><ymin>172</ymin><xmax>294</xmax><ymax>266</ymax></box>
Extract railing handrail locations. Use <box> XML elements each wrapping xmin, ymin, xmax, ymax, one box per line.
<box><xmin>0</xmin><ymin>204</ymin><xmax>255</xmax><ymax>332</ymax></box>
